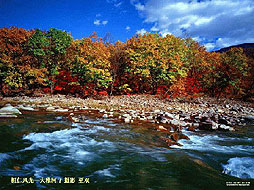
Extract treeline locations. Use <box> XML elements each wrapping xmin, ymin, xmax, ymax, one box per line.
<box><xmin>0</xmin><ymin>27</ymin><xmax>253</xmax><ymax>99</ymax></box>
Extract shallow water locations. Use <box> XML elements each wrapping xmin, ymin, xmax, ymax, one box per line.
<box><xmin>0</xmin><ymin>112</ymin><xmax>253</xmax><ymax>189</ymax></box>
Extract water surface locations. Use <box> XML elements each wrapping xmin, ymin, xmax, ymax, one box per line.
<box><xmin>0</xmin><ymin>112</ymin><xmax>253</xmax><ymax>189</ymax></box>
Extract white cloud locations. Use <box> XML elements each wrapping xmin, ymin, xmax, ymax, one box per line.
<box><xmin>159</xmin><ymin>30</ymin><xmax>172</xmax><ymax>37</ymax></box>
<box><xmin>135</xmin><ymin>3</ymin><xmax>145</xmax><ymax>11</ymax></box>
<box><xmin>132</xmin><ymin>0</ymin><xmax>254</xmax><ymax>50</ymax></box>
<box><xmin>204</xmin><ymin>43</ymin><xmax>216</xmax><ymax>51</ymax></box>
<box><xmin>126</xmin><ymin>26</ymin><xmax>131</xmax><ymax>31</ymax></box>
<box><xmin>150</xmin><ymin>25</ymin><xmax>159</xmax><ymax>32</ymax></box>
<box><xmin>94</xmin><ymin>19</ymin><xmax>108</xmax><ymax>26</ymax></box>
<box><xmin>94</xmin><ymin>19</ymin><xmax>100</xmax><ymax>26</ymax></box>
<box><xmin>107</xmin><ymin>0</ymin><xmax>123</xmax><ymax>8</ymax></box>
<box><xmin>136</xmin><ymin>28</ymin><xmax>147</xmax><ymax>35</ymax></box>
<box><xmin>114</xmin><ymin>2</ymin><xmax>122</xmax><ymax>7</ymax></box>
<box><xmin>107</xmin><ymin>0</ymin><xmax>117</xmax><ymax>3</ymax></box>
<box><xmin>102</xmin><ymin>20</ymin><xmax>108</xmax><ymax>25</ymax></box>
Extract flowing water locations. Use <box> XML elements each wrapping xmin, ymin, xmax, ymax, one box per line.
<box><xmin>0</xmin><ymin>111</ymin><xmax>253</xmax><ymax>189</ymax></box>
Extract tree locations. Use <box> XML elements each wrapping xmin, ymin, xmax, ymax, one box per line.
<box><xmin>0</xmin><ymin>27</ymin><xmax>33</xmax><ymax>94</ymax></box>
<box><xmin>123</xmin><ymin>33</ymin><xmax>190</xmax><ymax>95</ymax></box>
<box><xmin>220</xmin><ymin>48</ymin><xmax>248</xmax><ymax>96</ymax></box>
<box><xmin>108</xmin><ymin>40</ymin><xmax>127</xmax><ymax>95</ymax></box>
<box><xmin>28</xmin><ymin>28</ymin><xmax>72</xmax><ymax>92</ymax></box>
<box><xmin>72</xmin><ymin>33</ymin><xmax>112</xmax><ymax>96</ymax></box>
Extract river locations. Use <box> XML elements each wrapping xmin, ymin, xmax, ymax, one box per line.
<box><xmin>0</xmin><ymin>111</ymin><xmax>253</xmax><ymax>189</ymax></box>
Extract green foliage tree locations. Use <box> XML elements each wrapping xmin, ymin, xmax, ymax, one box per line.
<box><xmin>123</xmin><ymin>33</ymin><xmax>190</xmax><ymax>94</ymax></box>
<box><xmin>28</xmin><ymin>28</ymin><xmax>72</xmax><ymax>92</ymax></box>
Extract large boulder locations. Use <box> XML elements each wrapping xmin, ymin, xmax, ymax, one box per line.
<box><xmin>0</xmin><ymin>104</ymin><xmax>21</xmax><ymax>115</ymax></box>
<box><xmin>171</xmin><ymin>132</ymin><xmax>179</xmax><ymax>141</ymax></box>
<box><xmin>179</xmin><ymin>133</ymin><xmax>190</xmax><ymax>140</ymax></box>
<box><xmin>199</xmin><ymin>122</ymin><xmax>213</xmax><ymax>130</ymax></box>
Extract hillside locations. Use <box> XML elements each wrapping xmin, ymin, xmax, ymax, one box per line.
<box><xmin>217</xmin><ymin>43</ymin><xmax>254</xmax><ymax>55</ymax></box>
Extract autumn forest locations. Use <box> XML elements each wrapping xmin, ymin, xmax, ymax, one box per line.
<box><xmin>0</xmin><ymin>27</ymin><xmax>253</xmax><ymax>99</ymax></box>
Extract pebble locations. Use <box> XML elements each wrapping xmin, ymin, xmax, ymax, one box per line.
<box><xmin>46</xmin><ymin>106</ymin><xmax>55</xmax><ymax>111</ymax></box>
<box><xmin>157</xmin><ymin>125</ymin><xmax>167</xmax><ymax>132</ymax></box>
<box><xmin>124</xmin><ymin>118</ymin><xmax>130</xmax><ymax>123</ymax></box>
<box><xmin>54</xmin><ymin>108</ymin><xmax>69</xmax><ymax>112</ymax></box>
<box><xmin>154</xmin><ymin>109</ymin><xmax>161</xmax><ymax>113</ymax></box>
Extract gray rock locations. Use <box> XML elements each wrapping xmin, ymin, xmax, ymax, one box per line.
<box><xmin>74</xmin><ymin>107</ymin><xmax>79</xmax><ymax>111</ymax></box>
<box><xmin>154</xmin><ymin>109</ymin><xmax>161</xmax><ymax>114</ymax></box>
<box><xmin>164</xmin><ymin>112</ymin><xmax>175</xmax><ymax>119</ymax></box>
<box><xmin>122</xmin><ymin>114</ymin><xmax>131</xmax><ymax>119</ymax></box>
<box><xmin>124</xmin><ymin>118</ymin><xmax>130</xmax><ymax>123</ymax></box>
<box><xmin>171</xmin><ymin>119</ymin><xmax>180</xmax><ymax>126</ymax></box>
<box><xmin>54</xmin><ymin>108</ymin><xmax>69</xmax><ymax>112</ymax></box>
<box><xmin>0</xmin><ymin>105</ymin><xmax>21</xmax><ymax>115</ymax></box>
<box><xmin>70</xmin><ymin>117</ymin><xmax>80</xmax><ymax>123</ymax></box>
<box><xmin>244</xmin><ymin>115</ymin><xmax>254</xmax><ymax>122</ymax></box>
<box><xmin>37</xmin><ymin>104</ymin><xmax>48</xmax><ymax>108</ymax></box>
<box><xmin>170</xmin><ymin>119</ymin><xmax>180</xmax><ymax>125</ymax></box>
<box><xmin>147</xmin><ymin>115</ymin><xmax>153</xmax><ymax>120</ymax></box>
<box><xmin>199</xmin><ymin>122</ymin><xmax>213</xmax><ymax>130</ymax></box>
<box><xmin>219</xmin><ymin>124</ymin><xmax>230</xmax><ymax>130</ymax></box>
<box><xmin>219</xmin><ymin>124</ymin><xmax>235</xmax><ymax>131</ymax></box>
<box><xmin>211</xmin><ymin>121</ymin><xmax>219</xmax><ymax>130</ymax></box>
<box><xmin>218</xmin><ymin>118</ymin><xmax>228</xmax><ymax>125</ymax></box>
<box><xmin>193</xmin><ymin>123</ymin><xmax>199</xmax><ymax>127</ymax></box>
<box><xmin>46</xmin><ymin>106</ymin><xmax>55</xmax><ymax>111</ymax></box>
<box><xmin>157</xmin><ymin>125</ymin><xmax>167</xmax><ymax>131</ymax></box>
<box><xmin>179</xmin><ymin>121</ymin><xmax>188</xmax><ymax>127</ymax></box>
<box><xmin>169</xmin><ymin>127</ymin><xmax>174</xmax><ymax>132</ymax></box>
<box><xmin>18</xmin><ymin>105</ymin><xmax>35</xmax><ymax>111</ymax></box>
<box><xmin>217</xmin><ymin>109</ymin><xmax>224</xmax><ymax>113</ymax></box>
<box><xmin>161</xmin><ymin>118</ymin><xmax>168</xmax><ymax>124</ymax></box>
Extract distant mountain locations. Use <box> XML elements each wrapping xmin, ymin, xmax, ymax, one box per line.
<box><xmin>217</xmin><ymin>43</ymin><xmax>254</xmax><ymax>53</ymax></box>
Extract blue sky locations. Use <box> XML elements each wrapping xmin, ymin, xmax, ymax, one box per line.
<box><xmin>0</xmin><ymin>0</ymin><xmax>254</xmax><ymax>51</ymax></box>
<box><xmin>0</xmin><ymin>0</ymin><xmax>147</xmax><ymax>42</ymax></box>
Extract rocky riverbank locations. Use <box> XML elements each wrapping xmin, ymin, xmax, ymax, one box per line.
<box><xmin>1</xmin><ymin>95</ymin><xmax>254</xmax><ymax>147</ymax></box>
